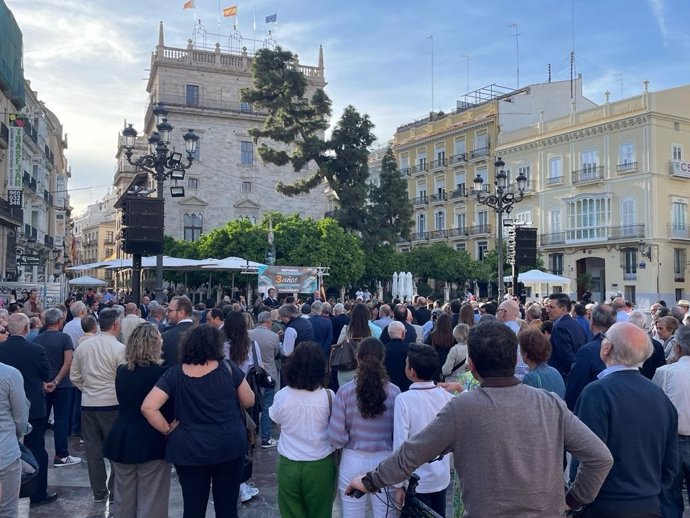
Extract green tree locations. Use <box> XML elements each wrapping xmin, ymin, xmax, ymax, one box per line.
<box><xmin>366</xmin><ymin>148</ymin><xmax>413</xmax><ymax>247</ymax></box>
<box><xmin>241</xmin><ymin>47</ymin><xmax>376</xmax><ymax>235</ymax></box>
<box><xmin>405</xmin><ymin>242</ymin><xmax>473</xmax><ymax>286</ymax></box>
<box><xmin>361</xmin><ymin>244</ymin><xmax>406</xmax><ymax>288</ymax></box>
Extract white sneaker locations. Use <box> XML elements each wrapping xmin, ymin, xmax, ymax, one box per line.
<box><xmin>239</xmin><ymin>483</ymin><xmax>259</xmax><ymax>503</ymax></box>
<box><xmin>53</xmin><ymin>455</ymin><xmax>82</xmax><ymax>467</ymax></box>
<box><xmin>261</xmin><ymin>438</ymin><xmax>278</xmax><ymax>449</ymax></box>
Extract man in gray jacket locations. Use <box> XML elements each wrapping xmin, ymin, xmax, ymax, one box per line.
<box><xmin>248</xmin><ymin>311</ymin><xmax>280</xmax><ymax>448</ymax></box>
<box><xmin>347</xmin><ymin>321</ymin><xmax>614</xmax><ymax>517</ymax></box>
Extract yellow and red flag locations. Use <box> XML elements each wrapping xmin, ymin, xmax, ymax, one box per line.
<box><xmin>223</xmin><ymin>4</ymin><xmax>237</xmax><ymax>17</ymax></box>
<box><xmin>183</xmin><ymin>0</ymin><xmax>194</xmax><ymax>9</ymax></box>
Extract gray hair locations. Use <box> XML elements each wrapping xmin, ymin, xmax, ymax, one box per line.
<box><xmin>311</xmin><ymin>300</ymin><xmax>323</xmax><ymax>315</ymax></box>
<box><xmin>526</xmin><ymin>304</ymin><xmax>542</xmax><ymax>320</ymax></box>
<box><xmin>257</xmin><ymin>311</ymin><xmax>272</xmax><ymax>324</ymax></box>
<box><xmin>321</xmin><ymin>302</ymin><xmax>332</xmax><ymax>315</ymax></box>
<box><xmin>676</xmin><ymin>326</ymin><xmax>690</xmax><ymax>357</ymax></box>
<box><xmin>671</xmin><ymin>305</ymin><xmax>685</xmax><ymax>324</ymax></box>
<box><xmin>71</xmin><ymin>301</ymin><xmax>86</xmax><ymax>317</ymax></box>
<box><xmin>607</xmin><ymin>323</ymin><xmax>652</xmax><ymax>367</ymax></box>
<box><xmin>99</xmin><ymin>308</ymin><xmax>122</xmax><ymax>332</ymax></box>
<box><xmin>44</xmin><ymin>308</ymin><xmax>63</xmax><ymax>326</ymax></box>
<box><xmin>7</xmin><ymin>313</ymin><xmax>29</xmax><ymax>336</ymax></box>
<box><xmin>627</xmin><ymin>310</ymin><xmax>647</xmax><ymax>330</ymax></box>
<box><xmin>278</xmin><ymin>304</ymin><xmax>300</xmax><ymax>319</ymax></box>
<box><xmin>591</xmin><ymin>304</ymin><xmax>616</xmax><ymax>330</ymax></box>
<box><xmin>333</xmin><ymin>303</ymin><xmax>345</xmax><ymax>315</ymax></box>
<box><xmin>388</xmin><ymin>321</ymin><xmax>405</xmax><ymax>339</ymax></box>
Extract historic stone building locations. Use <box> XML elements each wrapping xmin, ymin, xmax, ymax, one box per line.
<box><xmin>114</xmin><ymin>23</ymin><xmax>328</xmax><ymax>242</ymax></box>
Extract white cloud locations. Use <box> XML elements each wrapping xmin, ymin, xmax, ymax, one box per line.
<box><xmin>646</xmin><ymin>0</ymin><xmax>669</xmax><ymax>45</ymax></box>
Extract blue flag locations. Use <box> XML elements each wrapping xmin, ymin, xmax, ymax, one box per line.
<box><xmin>265</xmin><ymin>13</ymin><xmax>277</xmax><ymax>23</ymax></box>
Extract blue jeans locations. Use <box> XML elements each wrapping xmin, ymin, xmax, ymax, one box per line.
<box><xmin>260</xmin><ymin>387</ymin><xmax>275</xmax><ymax>443</ymax></box>
<box><xmin>46</xmin><ymin>387</ymin><xmax>74</xmax><ymax>458</ymax></box>
<box><xmin>660</xmin><ymin>435</ymin><xmax>690</xmax><ymax>518</ymax></box>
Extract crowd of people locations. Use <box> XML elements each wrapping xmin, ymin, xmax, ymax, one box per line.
<box><xmin>0</xmin><ymin>286</ymin><xmax>689</xmax><ymax>517</ymax></box>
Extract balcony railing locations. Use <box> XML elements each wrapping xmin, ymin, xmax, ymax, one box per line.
<box><xmin>617</xmin><ymin>161</ymin><xmax>638</xmax><ymax>173</ymax></box>
<box><xmin>675</xmin><ymin>274</ymin><xmax>686</xmax><ymax>282</ymax></box>
<box><xmin>411</xmin><ymin>231</ymin><xmax>429</xmax><ymax>241</ymax></box>
<box><xmin>623</xmin><ymin>272</ymin><xmax>637</xmax><ymax>281</ymax></box>
<box><xmin>448</xmin><ymin>227</ymin><xmax>469</xmax><ymax>238</ymax></box>
<box><xmin>429</xmin><ymin>192</ymin><xmax>447</xmax><ymax>202</ymax></box>
<box><xmin>44</xmin><ymin>235</ymin><xmax>54</xmax><ymax>249</ymax></box>
<box><xmin>540</xmin><ymin>232</ymin><xmax>566</xmax><ymax>245</ymax></box>
<box><xmin>448</xmin><ymin>152</ymin><xmax>467</xmax><ymax>165</ymax></box>
<box><xmin>572</xmin><ymin>166</ymin><xmax>605</xmax><ymax>184</ymax></box>
<box><xmin>670</xmin><ymin>160</ymin><xmax>690</xmax><ymax>179</ymax></box>
<box><xmin>449</xmin><ymin>187</ymin><xmax>467</xmax><ymax>199</ymax></box>
<box><xmin>547</xmin><ymin>175</ymin><xmax>564</xmax><ymax>186</ymax></box>
<box><xmin>400</xmin><ymin>167</ymin><xmax>411</xmax><ymax>176</ymax></box>
<box><xmin>410</xmin><ymin>163</ymin><xmax>429</xmax><ymax>175</ymax></box>
<box><xmin>468</xmin><ymin>224</ymin><xmax>491</xmax><ymax>235</ymax></box>
<box><xmin>429</xmin><ymin>158</ymin><xmax>447</xmax><ymax>169</ymax></box>
<box><xmin>608</xmin><ymin>225</ymin><xmax>645</xmax><ymax>240</ymax></box>
<box><xmin>428</xmin><ymin>230</ymin><xmax>447</xmax><ymax>239</ymax></box>
<box><xmin>411</xmin><ymin>195</ymin><xmax>428</xmax><ymax>205</ymax></box>
<box><xmin>470</xmin><ymin>147</ymin><xmax>489</xmax><ymax>160</ymax></box>
<box><xmin>669</xmin><ymin>224</ymin><xmax>690</xmax><ymax>240</ymax></box>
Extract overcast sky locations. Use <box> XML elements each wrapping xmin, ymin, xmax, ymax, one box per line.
<box><xmin>6</xmin><ymin>0</ymin><xmax>690</xmax><ymax>213</ymax></box>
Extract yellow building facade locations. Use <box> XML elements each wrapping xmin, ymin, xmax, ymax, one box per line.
<box><xmin>497</xmin><ymin>83</ymin><xmax>690</xmax><ymax>307</ymax></box>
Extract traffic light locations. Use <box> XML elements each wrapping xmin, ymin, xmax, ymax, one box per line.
<box><xmin>121</xmin><ymin>195</ymin><xmax>164</xmax><ymax>256</ymax></box>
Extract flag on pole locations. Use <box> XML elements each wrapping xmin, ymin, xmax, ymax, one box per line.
<box><xmin>223</xmin><ymin>4</ymin><xmax>237</xmax><ymax>17</ymax></box>
<box><xmin>183</xmin><ymin>0</ymin><xmax>194</xmax><ymax>8</ymax></box>
<box><xmin>265</xmin><ymin>13</ymin><xmax>277</xmax><ymax>23</ymax></box>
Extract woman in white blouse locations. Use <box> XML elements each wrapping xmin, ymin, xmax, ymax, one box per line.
<box><xmin>269</xmin><ymin>342</ymin><xmax>335</xmax><ymax>518</ymax></box>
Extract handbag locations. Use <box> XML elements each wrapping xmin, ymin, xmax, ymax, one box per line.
<box><xmin>247</xmin><ymin>341</ymin><xmax>275</xmax><ymax>389</ymax></box>
<box><xmin>441</xmin><ymin>357</ymin><xmax>466</xmax><ymax>382</ymax></box>
<box><xmin>330</xmin><ymin>338</ymin><xmax>360</xmax><ymax>371</ymax></box>
<box><xmin>19</xmin><ymin>442</ymin><xmax>39</xmax><ymax>498</ymax></box>
<box><xmin>223</xmin><ymin>360</ymin><xmax>257</xmax><ymax>451</ymax></box>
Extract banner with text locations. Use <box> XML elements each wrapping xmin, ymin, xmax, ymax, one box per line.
<box><xmin>257</xmin><ymin>266</ymin><xmax>318</xmax><ymax>294</ymax></box>
<box><xmin>7</xmin><ymin>114</ymin><xmax>24</xmax><ymax>207</ymax></box>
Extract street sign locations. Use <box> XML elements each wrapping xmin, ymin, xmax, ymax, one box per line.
<box><xmin>18</xmin><ymin>256</ymin><xmax>41</xmax><ymax>266</ymax></box>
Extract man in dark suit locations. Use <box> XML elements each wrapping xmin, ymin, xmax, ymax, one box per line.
<box><xmin>0</xmin><ymin>313</ymin><xmax>56</xmax><ymax>505</ymax></box>
<box><xmin>331</xmin><ymin>303</ymin><xmax>350</xmax><ymax>344</ymax></box>
<box><xmin>162</xmin><ymin>296</ymin><xmax>195</xmax><ymax>367</ymax></box>
<box><xmin>380</xmin><ymin>304</ymin><xmax>417</xmax><ymax>345</ymax></box>
<box><xmin>546</xmin><ymin>293</ymin><xmax>587</xmax><ymax>381</ymax></box>
<box><xmin>414</xmin><ymin>297</ymin><xmax>432</xmax><ymax>326</ymax></box>
<box><xmin>383</xmin><ymin>321</ymin><xmax>411</xmax><ymax>392</ymax></box>
<box><xmin>309</xmin><ymin>301</ymin><xmax>333</xmax><ymax>360</ymax></box>
<box><xmin>263</xmin><ymin>288</ymin><xmax>280</xmax><ymax>309</ymax></box>
<box><xmin>565</xmin><ymin>303</ymin><xmax>615</xmax><ymax>410</ymax></box>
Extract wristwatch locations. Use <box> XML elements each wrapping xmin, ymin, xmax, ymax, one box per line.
<box><xmin>362</xmin><ymin>472</ymin><xmax>378</xmax><ymax>493</ymax></box>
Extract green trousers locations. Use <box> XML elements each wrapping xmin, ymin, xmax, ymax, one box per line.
<box><xmin>278</xmin><ymin>454</ymin><xmax>336</xmax><ymax>518</ymax></box>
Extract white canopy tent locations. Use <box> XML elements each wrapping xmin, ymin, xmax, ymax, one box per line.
<box><xmin>200</xmin><ymin>256</ymin><xmax>266</xmax><ymax>270</ymax></box>
<box><xmin>503</xmin><ymin>269</ymin><xmax>573</xmax><ymax>299</ymax></box>
<box><xmin>68</xmin><ymin>275</ymin><xmax>108</xmax><ymax>287</ymax></box>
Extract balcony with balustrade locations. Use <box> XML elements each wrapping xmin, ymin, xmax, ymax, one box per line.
<box><xmin>468</xmin><ymin>224</ymin><xmax>491</xmax><ymax>236</ymax></box>
<box><xmin>449</xmin><ymin>186</ymin><xmax>467</xmax><ymax>201</ymax></box>
<box><xmin>617</xmin><ymin>161</ymin><xmax>638</xmax><ymax>174</ymax></box>
<box><xmin>429</xmin><ymin>158</ymin><xmax>447</xmax><ymax>171</ymax></box>
<box><xmin>410</xmin><ymin>231</ymin><xmax>429</xmax><ymax>242</ymax></box>
<box><xmin>411</xmin><ymin>195</ymin><xmax>428</xmax><ymax>206</ymax></box>
<box><xmin>429</xmin><ymin>191</ymin><xmax>447</xmax><ymax>204</ymax></box>
<box><xmin>448</xmin><ymin>152</ymin><xmax>467</xmax><ymax>165</ymax></box>
<box><xmin>470</xmin><ymin>147</ymin><xmax>489</xmax><ymax>160</ymax></box>
<box><xmin>541</xmin><ymin>225</ymin><xmax>646</xmax><ymax>247</ymax></box>
<box><xmin>448</xmin><ymin>227</ymin><xmax>469</xmax><ymax>239</ymax></box>
<box><xmin>428</xmin><ymin>229</ymin><xmax>448</xmax><ymax>240</ymax></box>
<box><xmin>669</xmin><ymin>224</ymin><xmax>690</xmax><ymax>240</ymax></box>
<box><xmin>572</xmin><ymin>166</ymin><xmax>605</xmax><ymax>184</ymax></box>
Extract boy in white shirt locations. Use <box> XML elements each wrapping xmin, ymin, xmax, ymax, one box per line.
<box><xmin>393</xmin><ymin>344</ymin><xmax>453</xmax><ymax>516</ymax></box>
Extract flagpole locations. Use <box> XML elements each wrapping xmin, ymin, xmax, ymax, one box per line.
<box><xmin>217</xmin><ymin>0</ymin><xmax>221</xmax><ymax>36</ymax></box>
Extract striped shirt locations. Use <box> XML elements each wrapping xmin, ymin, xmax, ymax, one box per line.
<box><xmin>327</xmin><ymin>379</ymin><xmax>400</xmax><ymax>452</ymax></box>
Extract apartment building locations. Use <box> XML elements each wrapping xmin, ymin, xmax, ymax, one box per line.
<box><xmin>497</xmin><ymin>82</ymin><xmax>690</xmax><ymax>307</ymax></box>
<box><xmin>72</xmin><ymin>193</ymin><xmax>117</xmax><ymax>282</ymax></box>
<box><xmin>393</xmin><ymin>78</ymin><xmax>594</xmax><ymax>262</ymax></box>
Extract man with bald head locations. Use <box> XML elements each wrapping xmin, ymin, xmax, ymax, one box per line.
<box><xmin>0</xmin><ymin>312</ymin><xmax>56</xmax><ymax>504</ymax></box>
<box><xmin>574</xmin><ymin>322</ymin><xmax>678</xmax><ymax>517</ymax></box>
<box><xmin>383</xmin><ymin>321</ymin><xmax>412</xmax><ymax>392</ymax></box>
<box><xmin>119</xmin><ymin>302</ymin><xmax>145</xmax><ymax>346</ymax></box>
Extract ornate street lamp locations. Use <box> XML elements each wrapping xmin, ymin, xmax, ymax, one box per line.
<box><xmin>122</xmin><ymin>103</ymin><xmax>199</xmax><ymax>302</ymax></box>
<box><xmin>472</xmin><ymin>157</ymin><xmax>527</xmax><ymax>300</ymax></box>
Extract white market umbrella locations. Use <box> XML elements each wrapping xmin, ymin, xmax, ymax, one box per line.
<box><xmin>392</xmin><ymin>272</ymin><xmax>399</xmax><ymax>300</ymax></box>
<box><xmin>405</xmin><ymin>272</ymin><xmax>414</xmax><ymax>302</ymax></box>
<box><xmin>200</xmin><ymin>256</ymin><xmax>266</xmax><ymax>270</ymax></box>
<box><xmin>68</xmin><ymin>275</ymin><xmax>107</xmax><ymax>287</ymax></box>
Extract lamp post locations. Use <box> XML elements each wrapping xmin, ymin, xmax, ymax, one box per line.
<box><xmin>121</xmin><ymin>103</ymin><xmax>199</xmax><ymax>303</ymax></box>
<box><xmin>473</xmin><ymin>158</ymin><xmax>527</xmax><ymax>300</ymax></box>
